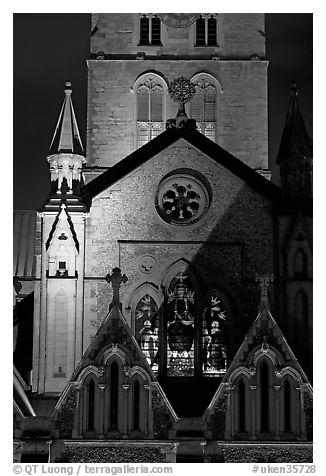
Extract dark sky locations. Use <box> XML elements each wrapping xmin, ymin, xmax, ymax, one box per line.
<box><xmin>13</xmin><ymin>13</ymin><xmax>312</xmax><ymax>211</ymax></box>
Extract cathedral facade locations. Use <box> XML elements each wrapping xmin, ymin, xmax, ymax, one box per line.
<box><xmin>14</xmin><ymin>14</ymin><xmax>313</xmax><ymax>463</ymax></box>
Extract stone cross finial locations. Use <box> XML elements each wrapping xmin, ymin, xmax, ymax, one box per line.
<box><xmin>105</xmin><ymin>267</ymin><xmax>128</xmax><ymax>308</ymax></box>
<box><xmin>255</xmin><ymin>273</ymin><xmax>274</xmax><ymax>304</ymax></box>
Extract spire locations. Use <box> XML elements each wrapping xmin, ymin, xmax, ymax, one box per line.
<box><xmin>49</xmin><ymin>81</ymin><xmax>84</xmax><ymax>156</ymax></box>
<box><xmin>277</xmin><ymin>81</ymin><xmax>312</xmax><ymax>164</ymax></box>
<box><xmin>44</xmin><ymin>82</ymin><xmax>86</xmax><ymax>212</ymax></box>
<box><xmin>277</xmin><ymin>81</ymin><xmax>312</xmax><ymax>197</ymax></box>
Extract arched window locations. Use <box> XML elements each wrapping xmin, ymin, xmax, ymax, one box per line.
<box><xmin>109</xmin><ymin>362</ymin><xmax>119</xmax><ymax>430</ymax></box>
<box><xmin>293</xmin><ymin>249</ymin><xmax>307</xmax><ymax>277</ymax></box>
<box><xmin>196</xmin><ymin>16</ymin><xmax>206</xmax><ymax>45</ymax></box>
<box><xmin>135</xmin><ymin>294</ymin><xmax>159</xmax><ymax>372</ymax></box>
<box><xmin>87</xmin><ymin>380</ymin><xmax>95</xmax><ymax>431</ymax></box>
<box><xmin>190</xmin><ymin>76</ymin><xmax>217</xmax><ymax>141</ymax></box>
<box><xmin>260</xmin><ymin>362</ymin><xmax>270</xmax><ymax>432</ymax></box>
<box><xmin>202</xmin><ymin>290</ymin><xmax>228</xmax><ymax>375</ymax></box>
<box><xmin>238</xmin><ymin>379</ymin><xmax>246</xmax><ymax>433</ymax></box>
<box><xmin>138</xmin><ymin>15</ymin><xmax>161</xmax><ymax>46</ymax></box>
<box><xmin>284</xmin><ymin>380</ymin><xmax>292</xmax><ymax>433</ymax></box>
<box><xmin>136</xmin><ymin>76</ymin><xmax>164</xmax><ymax>148</ymax></box>
<box><xmin>195</xmin><ymin>14</ymin><xmax>218</xmax><ymax>46</ymax></box>
<box><xmin>133</xmin><ymin>380</ymin><xmax>140</xmax><ymax>431</ymax></box>
<box><xmin>166</xmin><ymin>272</ymin><xmax>195</xmax><ymax>377</ymax></box>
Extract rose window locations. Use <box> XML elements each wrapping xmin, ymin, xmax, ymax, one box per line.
<box><xmin>156</xmin><ymin>171</ymin><xmax>210</xmax><ymax>225</ymax></box>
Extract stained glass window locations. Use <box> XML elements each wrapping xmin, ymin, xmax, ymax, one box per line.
<box><xmin>166</xmin><ymin>273</ymin><xmax>195</xmax><ymax>377</ymax></box>
<box><xmin>202</xmin><ymin>291</ymin><xmax>227</xmax><ymax>375</ymax></box>
<box><xmin>135</xmin><ymin>295</ymin><xmax>159</xmax><ymax>372</ymax></box>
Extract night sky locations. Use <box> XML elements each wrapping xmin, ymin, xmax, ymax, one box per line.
<box><xmin>13</xmin><ymin>13</ymin><xmax>313</xmax><ymax>211</ymax></box>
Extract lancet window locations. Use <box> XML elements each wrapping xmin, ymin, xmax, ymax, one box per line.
<box><xmin>135</xmin><ymin>294</ymin><xmax>159</xmax><ymax>372</ymax></box>
<box><xmin>202</xmin><ymin>290</ymin><xmax>227</xmax><ymax>375</ymax></box>
<box><xmin>139</xmin><ymin>15</ymin><xmax>161</xmax><ymax>46</ymax></box>
<box><xmin>132</xmin><ymin>272</ymin><xmax>228</xmax><ymax>378</ymax></box>
<box><xmin>166</xmin><ymin>273</ymin><xmax>195</xmax><ymax>377</ymax></box>
<box><xmin>136</xmin><ymin>76</ymin><xmax>164</xmax><ymax>148</ymax></box>
<box><xmin>195</xmin><ymin>15</ymin><xmax>218</xmax><ymax>46</ymax></box>
<box><xmin>190</xmin><ymin>76</ymin><xmax>217</xmax><ymax>141</ymax></box>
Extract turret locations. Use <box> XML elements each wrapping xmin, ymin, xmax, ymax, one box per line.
<box><xmin>277</xmin><ymin>81</ymin><xmax>312</xmax><ymax>197</ymax></box>
<box><xmin>43</xmin><ymin>81</ymin><xmax>86</xmax><ymax>211</ymax></box>
<box><xmin>33</xmin><ymin>82</ymin><xmax>87</xmax><ymax>394</ymax></box>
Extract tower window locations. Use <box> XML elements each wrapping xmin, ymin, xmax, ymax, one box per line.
<box><xmin>190</xmin><ymin>76</ymin><xmax>217</xmax><ymax>141</ymax></box>
<box><xmin>139</xmin><ymin>16</ymin><xmax>150</xmax><ymax>45</ymax></box>
<box><xmin>196</xmin><ymin>17</ymin><xmax>206</xmax><ymax>46</ymax></box>
<box><xmin>195</xmin><ymin>15</ymin><xmax>218</xmax><ymax>47</ymax></box>
<box><xmin>139</xmin><ymin>15</ymin><xmax>161</xmax><ymax>46</ymax></box>
<box><xmin>136</xmin><ymin>76</ymin><xmax>164</xmax><ymax>148</ymax></box>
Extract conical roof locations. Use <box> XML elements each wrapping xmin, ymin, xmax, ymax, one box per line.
<box><xmin>277</xmin><ymin>81</ymin><xmax>312</xmax><ymax>164</ymax></box>
<box><xmin>48</xmin><ymin>81</ymin><xmax>84</xmax><ymax>156</ymax></box>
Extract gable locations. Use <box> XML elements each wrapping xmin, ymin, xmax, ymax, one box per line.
<box><xmin>82</xmin><ymin>126</ymin><xmax>281</xmax><ymax>207</ymax></box>
<box><xmin>46</xmin><ymin>205</ymin><xmax>79</xmax><ymax>253</ymax></box>
<box><xmin>71</xmin><ymin>304</ymin><xmax>157</xmax><ymax>380</ymax></box>
<box><xmin>205</xmin><ymin>303</ymin><xmax>312</xmax><ymax>420</ymax></box>
<box><xmin>52</xmin><ymin>304</ymin><xmax>178</xmax><ymax>439</ymax></box>
<box><xmin>86</xmin><ymin>137</ymin><xmax>275</xmax><ymax>239</ymax></box>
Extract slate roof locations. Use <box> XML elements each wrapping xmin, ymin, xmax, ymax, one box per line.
<box><xmin>48</xmin><ymin>81</ymin><xmax>84</xmax><ymax>156</ymax></box>
<box><xmin>14</xmin><ymin>366</ymin><xmax>36</xmax><ymax>417</ymax></box>
<box><xmin>82</xmin><ymin>123</ymin><xmax>282</xmax><ymax>207</ymax></box>
<box><xmin>13</xmin><ymin>210</ymin><xmax>37</xmax><ymax>278</ymax></box>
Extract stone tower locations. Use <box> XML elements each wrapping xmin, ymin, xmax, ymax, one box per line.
<box><xmin>86</xmin><ymin>14</ymin><xmax>269</xmax><ymax>176</ymax></box>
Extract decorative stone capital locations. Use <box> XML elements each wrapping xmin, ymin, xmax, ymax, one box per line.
<box><xmin>165</xmin><ymin>117</ymin><xmax>197</xmax><ymax>130</ymax></box>
<box><xmin>98</xmin><ymin>366</ymin><xmax>105</xmax><ymax>377</ymax></box>
<box><xmin>122</xmin><ymin>384</ymin><xmax>130</xmax><ymax>391</ymax></box>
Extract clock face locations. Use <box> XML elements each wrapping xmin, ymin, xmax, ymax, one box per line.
<box><xmin>158</xmin><ymin>13</ymin><xmax>200</xmax><ymax>28</ymax></box>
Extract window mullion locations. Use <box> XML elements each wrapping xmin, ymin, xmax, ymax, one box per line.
<box><xmin>205</xmin><ymin>16</ymin><xmax>208</xmax><ymax>45</ymax></box>
<box><xmin>149</xmin><ymin>89</ymin><xmax>152</xmax><ymax>139</ymax></box>
<box><xmin>149</xmin><ymin>15</ymin><xmax>152</xmax><ymax>44</ymax></box>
